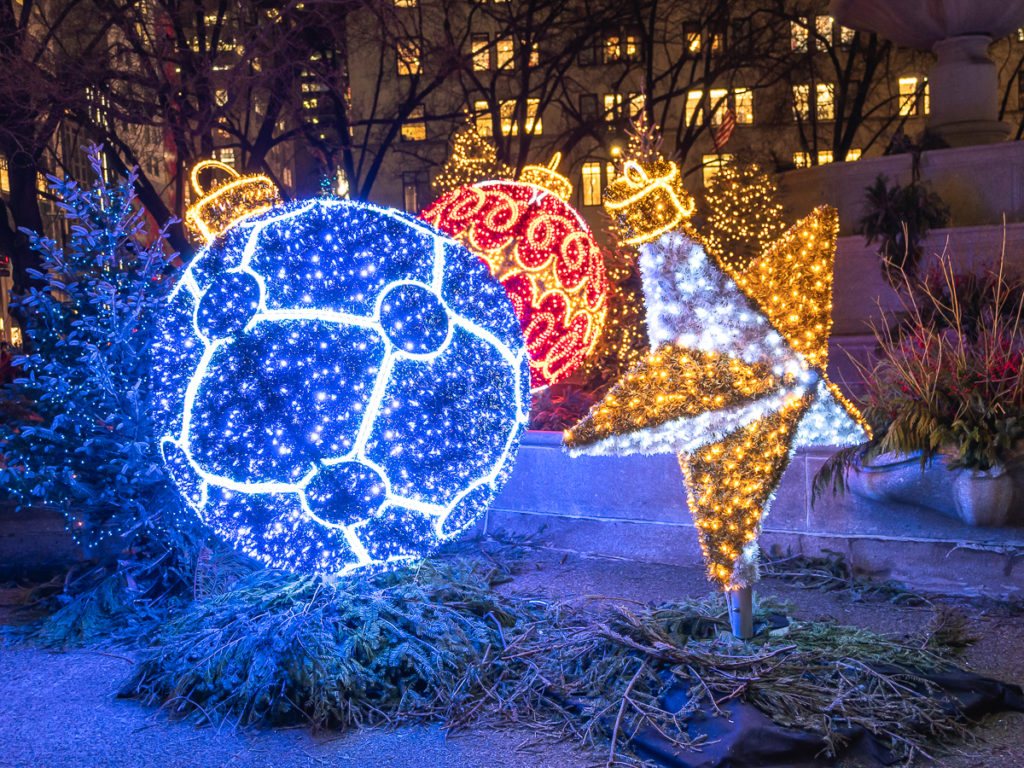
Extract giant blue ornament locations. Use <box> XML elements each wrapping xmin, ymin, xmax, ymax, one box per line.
<box><xmin>153</xmin><ymin>197</ymin><xmax>530</xmax><ymax>575</ymax></box>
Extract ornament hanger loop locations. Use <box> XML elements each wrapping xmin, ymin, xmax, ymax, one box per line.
<box><xmin>622</xmin><ymin>161</ymin><xmax>649</xmax><ymax>186</ymax></box>
<box><xmin>191</xmin><ymin>159</ymin><xmax>240</xmax><ymax>197</ymax></box>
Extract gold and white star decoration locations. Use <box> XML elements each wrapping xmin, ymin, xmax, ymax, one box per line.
<box><xmin>564</xmin><ymin>158</ymin><xmax>869</xmax><ymax>591</ymax></box>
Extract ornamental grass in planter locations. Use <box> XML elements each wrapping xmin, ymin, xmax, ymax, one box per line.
<box><xmin>817</xmin><ymin>249</ymin><xmax>1024</xmax><ymax>526</ymax></box>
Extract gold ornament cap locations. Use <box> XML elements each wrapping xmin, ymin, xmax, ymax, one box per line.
<box><xmin>185</xmin><ymin>159</ymin><xmax>282</xmax><ymax>244</ymax></box>
<box><xmin>603</xmin><ymin>159</ymin><xmax>695</xmax><ymax>245</ymax></box>
<box><xmin>518</xmin><ymin>153</ymin><xmax>572</xmax><ymax>200</ymax></box>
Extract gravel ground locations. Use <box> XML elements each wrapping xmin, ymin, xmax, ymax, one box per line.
<box><xmin>0</xmin><ymin>548</ymin><xmax>1021</xmax><ymax>768</ymax></box>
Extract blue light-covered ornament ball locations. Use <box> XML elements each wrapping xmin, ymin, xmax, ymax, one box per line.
<box><xmin>153</xmin><ymin>199</ymin><xmax>530</xmax><ymax>575</ymax></box>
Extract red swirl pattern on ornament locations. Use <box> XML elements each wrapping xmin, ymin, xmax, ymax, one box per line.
<box><xmin>421</xmin><ymin>180</ymin><xmax>608</xmax><ymax>389</ymax></box>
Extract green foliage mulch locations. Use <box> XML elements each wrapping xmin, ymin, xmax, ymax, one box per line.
<box><xmin>5</xmin><ymin>540</ymin><xmax>987</xmax><ymax>766</ymax></box>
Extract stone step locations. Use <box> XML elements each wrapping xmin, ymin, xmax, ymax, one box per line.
<box><xmin>486</xmin><ymin>431</ymin><xmax>1024</xmax><ymax>599</ymax></box>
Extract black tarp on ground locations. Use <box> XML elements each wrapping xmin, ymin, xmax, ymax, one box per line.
<box><xmin>631</xmin><ymin>667</ymin><xmax>1024</xmax><ymax>768</ymax></box>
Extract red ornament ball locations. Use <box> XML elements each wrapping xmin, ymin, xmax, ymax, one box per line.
<box><xmin>421</xmin><ymin>180</ymin><xmax>608</xmax><ymax>389</ymax></box>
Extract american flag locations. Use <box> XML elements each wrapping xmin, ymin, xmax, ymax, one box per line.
<box><xmin>712</xmin><ymin>109</ymin><xmax>736</xmax><ymax>151</ymax></box>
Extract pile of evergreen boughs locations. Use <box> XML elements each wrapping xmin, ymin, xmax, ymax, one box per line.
<box><xmin>104</xmin><ymin>540</ymin><xmax>975</xmax><ymax>767</ymax></box>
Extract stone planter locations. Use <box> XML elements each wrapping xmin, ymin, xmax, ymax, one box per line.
<box><xmin>847</xmin><ymin>451</ymin><xmax>1018</xmax><ymax>527</ymax></box>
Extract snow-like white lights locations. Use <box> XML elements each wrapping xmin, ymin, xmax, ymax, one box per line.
<box><xmin>153</xmin><ymin>199</ymin><xmax>530</xmax><ymax>575</ymax></box>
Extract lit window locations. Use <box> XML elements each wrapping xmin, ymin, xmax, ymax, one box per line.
<box><xmin>215</xmin><ymin>89</ymin><xmax>228</xmax><ymax>107</ymax></box>
<box><xmin>628</xmin><ymin>92</ymin><xmax>644</xmax><ymax>119</ymax></box>
<box><xmin>499</xmin><ymin>98</ymin><xmax>541</xmax><ymax>135</ymax></box>
<box><xmin>898</xmin><ymin>76</ymin><xmax>929</xmax><ymax>115</ymax></box>
<box><xmin>734</xmin><ymin>88</ymin><xmax>753</xmax><ymax>124</ymax></box>
<box><xmin>604</xmin><ymin>35</ymin><xmax>621</xmax><ymax>63</ymax></box>
<box><xmin>817</xmin><ymin>150</ymin><xmax>833</xmax><ymax>164</ymax></box>
<box><xmin>474</xmin><ymin>100</ymin><xmax>492</xmax><ymax>137</ymax></box>
<box><xmin>496</xmin><ymin>38</ymin><xmax>514</xmax><ymax>70</ymax></box>
<box><xmin>472</xmin><ymin>34</ymin><xmax>489</xmax><ymax>71</ymax></box>
<box><xmin>0</xmin><ymin>155</ymin><xmax>9</xmax><ymax>196</ymax></box>
<box><xmin>281</xmin><ymin>166</ymin><xmax>293</xmax><ymax>188</ymax></box>
<box><xmin>625</xmin><ymin>35</ymin><xmax>637</xmax><ymax>59</ymax></box>
<box><xmin>402</xmin><ymin>105</ymin><xmax>426</xmax><ymax>141</ymax></box>
<box><xmin>709</xmin><ymin>88</ymin><xmax>729</xmax><ymax>125</ymax></box>
<box><xmin>604</xmin><ymin>93</ymin><xmax>621</xmax><ymax>123</ymax></box>
<box><xmin>816</xmin><ymin>83</ymin><xmax>835</xmax><ymax>120</ymax></box>
<box><xmin>792</xmin><ymin>85</ymin><xmax>810</xmax><ymax>120</ymax></box>
<box><xmin>815</xmin><ymin>16</ymin><xmax>833</xmax><ymax>47</ymax></box>
<box><xmin>581</xmin><ymin>162</ymin><xmax>602</xmax><ymax>206</ymax></box>
<box><xmin>793</xmin><ymin>152</ymin><xmax>811</xmax><ymax>168</ymax></box>
<box><xmin>606</xmin><ymin>162</ymin><xmax>617</xmax><ymax>182</ymax></box>
<box><xmin>397</xmin><ymin>39</ymin><xmax>421</xmax><ymax>75</ymax></box>
<box><xmin>218</xmin><ymin>148</ymin><xmax>235</xmax><ymax>167</ymax></box>
<box><xmin>791</xmin><ymin>18</ymin><xmax>808</xmax><ymax>52</ymax></box>
<box><xmin>685</xmin><ymin>90</ymin><xmax>703</xmax><ymax>125</ymax></box>
<box><xmin>845</xmin><ymin>148</ymin><xmax>862</xmax><ymax>161</ymax></box>
<box><xmin>1018</xmin><ymin>27</ymin><xmax>1024</xmax><ymax>42</ymax></box>
<box><xmin>528</xmin><ymin>42</ymin><xmax>539</xmax><ymax>67</ymax></box>
<box><xmin>702</xmin><ymin>153</ymin><xmax>732</xmax><ymax>187</ymax></box>
<box><xmin>840</xmin><ymin>25</ymin><xmax>856</xmax><ymax>48</ymax></box>
<box><xmin>685</xmin><ymin>24</ymin><xmax>701</xmax><ymax>53</ymax></box>
<box><xmin>394</xmin><ymin>0</ymin><xmax>416</xmax><ymax>6</ymax></box>
<box><xmin>709</xmin><ymin>30</ymin><xmax>724</xmax><ymax>54</ymax></box>
<box><xmin>524</xmin><ymin>99</ymin><xmax>541</xmax><ymax>133</ymax></box>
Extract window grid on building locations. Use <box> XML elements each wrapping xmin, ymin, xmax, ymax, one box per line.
<box><xmin>684</xmin><ymin>23</ymin><xmax>701</xmax><ymax>53</ymax></box>
<box><xmin>815</xmin><ymin>16</ymin><xmax>834</xmax><ymax>47</ymax></box>
<box><xmin>581</xmin><ymin>162</ymin><xmax>601</xmax><ymax>206</ymax></box>
<box><xmin>472</xmin><ymin>34</ymin><xmax>489</xmax><ymax>71</ymax></box>
<box><xmin>816</xmin><ymin>83</ymin><xmax>835</xmax><ymax>120</ymax></box>
<box><xmin>685</xmin><ymin>90</ymin><xmax>703</xmax><ymax>126</ymax></box>
<box><xmin>734</xmin><ymin>88</ymin><xmax>753</xmax><ymax>124</ymax></box>
<box><xmin>496</xmin><ymin>38</ymin><xmax>514</xmax><ymax>70</ymax></box>
<box><xmin>709</xmin><ymin>88</ymin><xmax>729</xmax><ymax>125</ymax></box>
<box><xmin>0</xmin><ymin>156</ymin><xmax>9</xmax><ymax>196</ymax></box>
<box><xmin>474</xmin><ymin>100</ymin><xmax>492</xmax><ymax>136</ymax></box>
<box><xmin>898</xmin><ymin>76</ymin><xmax>929</xmax><ymax>116</ymax></box>
<box><xmin>791</xmin><ymin>18</ymin><xmax>808</xmax><ymax>52</ymax></box>
<box><xmin>403</xmin><ymin>172</ymin><xmax>419</xmax><ymax>213</ymax></box>
<box><xmin>702</xmin><ymin>153</ymin><xmax>733</xmax><ymax>187</ymax></box>
<box><xmin>604</xmin><ymin>35</ymin><xmax>620</xmax><ymax>63</ymax></box>
<box><xmin>397</xmin><ymin>39</ymin><xmax>421</xmax><ymax>76</ymax></box>
<box><xmin>792</xmin><ymin>85</ymin><xmax>810</xmax><ymax>120</ymax></box>
<box><xmin>402</xmin><ymin>105</ymin><xmax>426</xmax><ymax>140</ymax></box>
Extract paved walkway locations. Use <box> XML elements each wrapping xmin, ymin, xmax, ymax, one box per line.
<box><xmin>1</xmin><ymin>550</ymin><xmax>1021</xmax><ymax>768</ymax></box>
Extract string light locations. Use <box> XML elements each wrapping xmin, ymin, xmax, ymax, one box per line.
<box><xmin>156</xmin><ymin>175</ymin><xmax>530</xmax><ymax>576</ymax></box>
<box><xmin>185</xmin><ymin>160</ymin><xmax>282</xmax><ymax>244</ymax></box>
<box><xmin>702</xmin><ymin>162</ymin><xmax>786</xmax><ymax>272</ymax></box>
<box><xmin>432</xmin><ymin>122</ymin><xmax>513</xmax><ymax>197</ymax></box>
<box><xmin>421</xmin><ymin>156</ymin><xmax>608</xmax><ymax>390</ymax></box>
<box><xmin>566</xmin><ymin>155</ymin><xmax>868</xmax><ymax>591</ymax></box>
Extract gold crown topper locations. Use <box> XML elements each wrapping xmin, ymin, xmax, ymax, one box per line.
<box><xmin>185</xmin><ymin>159</ymin><xmax>282</xmax><ymax>244</ymax></box>
<box><xmin>604</xmin><ymin>159</ymin><xmax>695</xmax><ymax>245</ymax></box>
<box><xmin>518</xmin><ymin>153</ymin><xmax>573</xmax><ymax>200</ymax></box>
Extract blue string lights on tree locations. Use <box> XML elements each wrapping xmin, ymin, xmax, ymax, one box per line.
<box><xmin>153</xmin><ymin>162</ymin><xmax>530</xmax><ymax>575</ymax></box>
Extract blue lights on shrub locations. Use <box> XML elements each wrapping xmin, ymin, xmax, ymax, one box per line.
<box><xmin>153</xmin><ymin>199</ymin><xmax>530</xmax><ymax>575</ymax></box>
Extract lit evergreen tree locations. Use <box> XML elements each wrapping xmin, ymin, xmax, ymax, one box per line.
<box><xmin>431</xmin><ymin>122</ymin><xmax>513</xmax><ymax>198</ymax></box>
<box><xmin>702</xmin><ymin>162</ymin><xmax>786</xmax><ymax>272</ymax></box>
<box><xmin>0</xmin><ymin>147</ymin><xmax>187</xmax><ymax>553</ymax></box>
